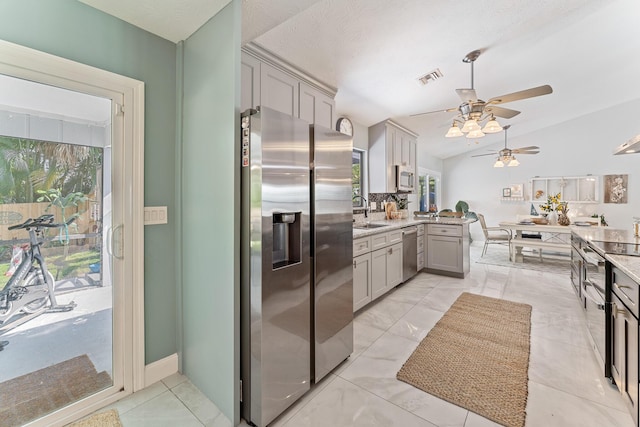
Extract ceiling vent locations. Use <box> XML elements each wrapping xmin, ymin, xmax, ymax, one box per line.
<box><xmin>417</xmin><ymin>68</ymin><xmax>443</xmax><ymax>85</ymax></box>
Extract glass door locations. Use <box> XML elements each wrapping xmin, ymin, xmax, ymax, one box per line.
<box><xmin>0</xmin><ymin>73</ymin><xmax>120</xmax><ymax>426</ymax></box>
<box><xmin>418</xmin><ymin>168</ymin><xmax>441</xmax><ymax>213</ymax></box>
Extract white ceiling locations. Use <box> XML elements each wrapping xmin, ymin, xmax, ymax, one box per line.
<box><xmin>80</xmin><ymin>0</ymin><xmax>640</xmax><ymax>159</ymax></box>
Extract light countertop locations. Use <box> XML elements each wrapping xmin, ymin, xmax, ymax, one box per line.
<box><xmin>572</xmin><ymin>227</ymin><xmax>640</xmax><ymax>245</ymax></box>
<box><xmin>571</xmin><ymin>227</ymin><xmax>640</xmax><ymax>284</ymax></box>
<box><xmin>353</xmin><ymin>217</ymin><xmax>474</xmax><ymax>238</ymax></box>
<box><xmin>606</xmin><ymin>253</ymin><xmax>640</xmax><ymax>284</ymax></box>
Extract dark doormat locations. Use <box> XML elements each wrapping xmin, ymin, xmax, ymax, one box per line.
<box><xmin>0</xmin><ymin>354</ymin><xmax>112</xmax><ymax>426</ymax></box>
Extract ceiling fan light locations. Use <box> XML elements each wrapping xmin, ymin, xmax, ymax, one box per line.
<box><xmin>466</xmin><ymin>128</ymin><xmax>485</xmax><ymax>139</ymax></box>
<box><xmin>461</xmin><ymin>119</ymin><xmax>479</xmax><ymax>133</ymax></box>
<box><xmin>482</xmin><ymin>118</ymin><xmax>503</xmax><ymax>133</ymax></box>
<box><xmin>493</xmin><ymin>158</ymin><xmax>504</xmax><ymax>168</ymax></box>
<box><xmin>445</xmin><ymin>124</ymin><xmax>463</xmax><ymax>138</ymax></box>
<box><xmin>508</xmin><ymin>157</ymin><xmax>520</xmax><ymax>167</ymax></box>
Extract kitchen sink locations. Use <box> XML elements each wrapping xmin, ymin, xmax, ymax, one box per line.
<box><xmin>353</xmin><ymin>223</ymin><xmax>389</xmax><ymax>230</ymax></box>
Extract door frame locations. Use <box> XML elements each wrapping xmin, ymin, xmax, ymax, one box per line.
<box><xmin>0</xmin><ymin>39</ymin><xmax>145</xmax><ymax>425</ymax></box>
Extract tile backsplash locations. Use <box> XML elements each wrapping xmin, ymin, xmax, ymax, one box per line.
<box><xmin>353</xmin><ymin>192</ymin><xmax>408</xmax><ymax>215</ymax></box>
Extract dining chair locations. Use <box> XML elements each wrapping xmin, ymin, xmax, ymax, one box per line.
<box><xmin>477</xmin><ymin>213</ymin><xmax>513</xmax><ymax>257</ymax></box>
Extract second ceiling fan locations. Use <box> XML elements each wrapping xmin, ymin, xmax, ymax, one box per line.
<box><xmin>471</xmin><ymin>125</ymin><xmax>539</xmax><ymax>167</ymax></box>
<box><xmin>412</xmin><ymin>49</ymin><xmax>553</xmax><ymax>139</ymax></box>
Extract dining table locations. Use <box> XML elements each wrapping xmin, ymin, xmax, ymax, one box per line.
<box><xmin>498</xmin><ymin>221</ymin><xmax>574</xmax><ymax>262</ymax></box>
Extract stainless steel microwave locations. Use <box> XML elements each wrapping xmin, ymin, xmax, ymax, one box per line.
<box><xmin>396</xmin><ymin>165</ymin><xmax>415</xmax><ymax>192</ymax></box>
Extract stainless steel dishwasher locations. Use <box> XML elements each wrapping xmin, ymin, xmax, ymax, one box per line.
<box><xmin>402</xmin><ymin>226</ymin><xmax>418</xmax><ymax>282</ymax></box>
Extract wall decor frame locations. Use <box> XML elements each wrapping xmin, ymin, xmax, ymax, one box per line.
<box><xmin>502</xmin><ymin>188</ymin><xmax>511</xmax><ymax>197</ymax></box>
<box><xmin>509</xmin><ymin>183</ymin><xmax>524</xmax><ymax>198</ymax></box>
<box><xmin>604</xmin><ymin>174</ymin><xmax>628</xmax><ymax>204</ymax></box>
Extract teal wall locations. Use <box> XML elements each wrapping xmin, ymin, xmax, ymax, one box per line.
<box><xmin>0</xmin><ymin>0</ymin><xmax>178</xmax><ymax>364</ymax></box>
<box><xmin>180</xmin><ymin>1</ymin><xmax>241</xmax><ymax>422</ymax></box>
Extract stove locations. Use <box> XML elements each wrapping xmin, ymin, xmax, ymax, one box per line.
<box><xmin>598</xmin><ymin>241</ymin><xmax>640</xmax><ymax>257</ymax></box>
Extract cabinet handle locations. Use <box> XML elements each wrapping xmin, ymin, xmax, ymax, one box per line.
<box><xmin>388</xmin><ymin>248</ymin><xmax>393</xmax><ymax>254</ymax></box>
<box><xmin>353</xmin><ymin>260</ymin><xmax>357</xmax><ymax>268</ymax></box>
<box><xmin>614</xmin><ymin>282</ymin><xmax>636</xmax><ymax>306</ymax></box>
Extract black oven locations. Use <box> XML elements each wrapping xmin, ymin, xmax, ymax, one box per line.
<box><xmin>576</xmin><ymin>238</ymin><xmax>610</xmax><ymax>377</ymax></box>
<box><xmin>570</xmin><ymin>235</ymin><xmax>583</xmax><ymax>299</ymax></box>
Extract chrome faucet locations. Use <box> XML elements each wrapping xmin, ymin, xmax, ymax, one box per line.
<box><xmin>352</xmin><ymin>195</ymin><xmax>370</xmax><ymax>218</ymax></box>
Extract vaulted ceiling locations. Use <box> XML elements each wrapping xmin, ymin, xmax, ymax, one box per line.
<box><xmin>80</xmin><ymin>0</ymin><xmax>640</xmax><ymax>158</ymax></box>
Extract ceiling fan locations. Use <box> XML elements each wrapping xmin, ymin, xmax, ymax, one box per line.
<box><xmin>411</xmin><ymin>49</ymin><xmax>553</xmax><ymax>139</ymax></box>
<box><xmin>471</xmin><ymin>125</ymin><xmax>539</xmax><ymax>167</ymax></box>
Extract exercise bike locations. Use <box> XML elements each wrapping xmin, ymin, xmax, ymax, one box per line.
<box><xmin>0</xmin><ymin>214</ymin><xmax>77</xmax><ymax>350</ymax></box>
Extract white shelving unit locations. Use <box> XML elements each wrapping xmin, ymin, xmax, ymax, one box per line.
<box><xmin>529</xmin><ymin>175</ymin><xmax>599</xmax><ymax>204</ymax></box>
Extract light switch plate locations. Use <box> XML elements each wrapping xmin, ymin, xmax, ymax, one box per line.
<box><xmin>144</xmin><ymin>206</ymin><xmax>168</xmax><ymax>225</ymax></box>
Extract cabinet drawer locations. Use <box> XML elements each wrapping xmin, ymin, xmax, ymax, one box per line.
<box><xmin>427</xmin><ymin>224</ymin><xmax>462</xmax><ymax>237</ymax></box>
<box><xmin>417</xmin><ymin>235</ymin><xmax>425</xmax><ymax>252</ymax></box>
<box><xmin>612</xmin><ymin>267</ymin><xmax>640</xmax><ymax>318</ymax></box>
<box><xmin>387</xmin><ymin>229</ymin><xmax>403</xmax><ymax>245</ymax></box>
<box><xmin>417</xmin><ymin>224</ymin><xmax>425</xmax><ymax>236</ymax></box>
<box><xmin>371</xmin><ymin>232</ymin><xmax>390</xmax><ymax>250</ymax></box>
<box><xmin>353</xmin><ymin>236</ymin><xmax>372</xmax><ymax>257</ymax></box>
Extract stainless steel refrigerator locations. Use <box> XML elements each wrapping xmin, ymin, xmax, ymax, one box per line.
<box><xmin>240</xmin><ymin>106</ymin><xmax>353</xmax><ymax>426</ymax></box>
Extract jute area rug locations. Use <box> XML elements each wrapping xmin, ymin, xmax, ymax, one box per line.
<box><xmin>397</xmin><ymin>292</ymin><xmax>532</xmax><ymax>427</ymax></box>
<box><xmin>68</xmin><ymin>409</ymin><xmax>122</xmax><ymax>427</ymax></box>
<box><xmin>0</xmin><ymin>354</ymin><xmax>112</xmax><ymax>427</ymax></box>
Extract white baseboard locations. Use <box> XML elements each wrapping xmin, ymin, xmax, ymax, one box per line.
<box><xmin>144</xmin><ymin>353</ymin><xmax>179</xmax><ymax>387</ymax></box>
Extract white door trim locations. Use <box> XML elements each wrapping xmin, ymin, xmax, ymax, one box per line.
<box><xmin>0</xmin><ymin>39</ymin><xmax>145</xmax><ymax>425</ymax></box>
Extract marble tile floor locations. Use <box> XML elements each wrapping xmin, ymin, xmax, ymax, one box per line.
<box><xmin>101</xmin><ymin>242</ymin><xmax>634</xmax><ymax>427</ymax></box>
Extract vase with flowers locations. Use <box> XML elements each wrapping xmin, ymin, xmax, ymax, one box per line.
<box><xmin>539</xmin><ymin>193</ymin><xmax>565</xmax><ymax>225</ymax></box>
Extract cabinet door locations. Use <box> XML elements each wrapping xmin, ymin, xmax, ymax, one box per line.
<box><xmin>386</xmin><ymin>243</ymin><xmax>403</xmax><ymax>288</ymax></box>
<box><xmin>611</xmin><ymin>294</ymin><xmax>639</xmax><ymax>423</ymax></box>
<box><xmin>393</xmin><ymin>128</ymin><xmax>403</xmax><ymax>166</ymax></box>
<box><xmin>409</xmin><ymin>138</ymin><xmax>417</xmax><ymax>172</ymax></box>
<box><xmin>299</xmin><ymin>82</ymin><xmax>335</xmax><ymax>128</ymax></box>
<box><xmin>427</xmin><ymin>235</ymin><xmax>462</xmax><ymax>273</ymax></box>
<box><xmin>353</xmin><ymin>253</ymin><xmax>372</xmax><ymax>312</ymax></box>
<box><xmin>371</xmin><ymin>248</ymin><xmax>388</xmax><ymax>300</ymax></box>
<box><xmin>400</xmin><ymin>132</ymin><xmax>411</xmax><ymax>167</ymax></box>
<box><xmin>241</xmin><ymin>52</ymin><xmax>261</xmax><ymax>112</ymax></box>
<box><xmin>260</xmin><ymin>62</ymin><xmax>299</xmax><ymax>117</ymax></box>
<box><xmin>386</xmin><ymin>125</ymin><xmax>398</xmax><ymax>191</ymax></box>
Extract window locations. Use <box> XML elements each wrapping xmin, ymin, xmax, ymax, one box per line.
<box><xmin>352</xmin><ymin>149</ymin><xmax>365</xmax><ymax>208</ymax></box>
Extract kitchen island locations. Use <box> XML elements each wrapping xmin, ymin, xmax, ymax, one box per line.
<box><xmin>571</xmin><ymin>227</ymin><xmax>640</xmax><ymax>425</ymax></box>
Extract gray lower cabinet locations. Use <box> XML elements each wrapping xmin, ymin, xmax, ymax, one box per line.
<box><xmin>353</xmin><ymin>253</ymin><xmax>372</xmax><ymax>312</ymax></box>
<box><xmin>353</xmin><ymin>232</ymin><xmax>403</xmax><ymax>312</ymax></box>
<box><xmin>610</xmin><ymin>266</ymin><xmax>639</xmax><ymax>425</ymax></box>
<box><xmin>417</xmin><ymin>224</ymin><xmax>425</xmax><ymax>271</ymax></box>
<box><xmin>371</xmin><ymin>243</ymin><xmax>403</xmax><ymax>300</ymax></box>
<box><xmin>426</xmin><ymin>224</ymin><xmax>469</xmax><ymax>278</ymax></box>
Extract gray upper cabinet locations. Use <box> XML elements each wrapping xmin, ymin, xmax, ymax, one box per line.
<box><xmin>369</xmin><ymin>120</ymin><xmax>418</xmax><ymax>193</ymax></box>
<box><xmin>260</xmin><ymin>62</ymin><xmax>299</xmax><ymax>117</ymax></box>
<box><xmin>241</xmin><ymin>45</ymin><xmax>336</xmax><ymax>126</ymax></box>
<box><xmin>299</xmin><ymin>82</ymin><xmax>334</xmax><ymax>129</ymax></box>
<box><xmin>241</xmin><ymin>52</ymin><xmax>261</xmax><ymax>113</ymax></box>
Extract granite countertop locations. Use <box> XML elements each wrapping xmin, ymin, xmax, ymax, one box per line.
<box><xmin>606</xmin><ymin>253</ymin><xmax>640</xmax><ymax>284</ymax></box>
<box><xmin>353</xmin><ymin>217</ymin><xmax>474</xmax><ymax>238</ymax></box>
<box><xmin>572</xmin><ymin>227</ymin><xmax>640</xmax><ymax>284</ymax></box>
<box><xmin>572</xmin><ymin>227</ymin><xmax>640</xmax><ymax>245</ymax></box>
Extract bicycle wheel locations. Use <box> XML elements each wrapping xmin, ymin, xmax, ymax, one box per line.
<box><xmin>22</xmin><ymin>270</ymin><xmax>56</xmax><ymax>314</ymax></box>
